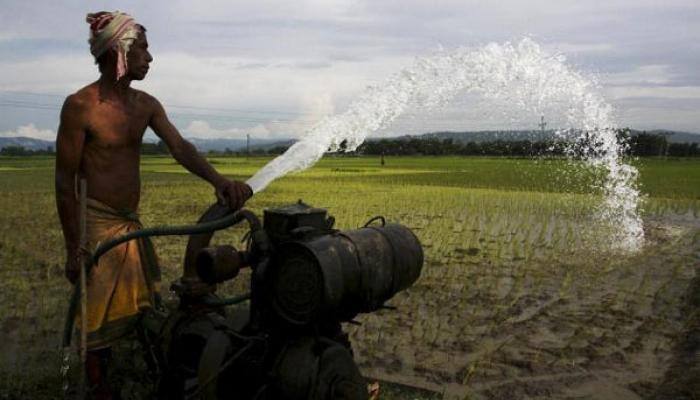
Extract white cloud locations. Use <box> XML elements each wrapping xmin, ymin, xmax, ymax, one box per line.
<box><xmin>184</xmin><ymin>120</ymin><xmax>266</xmax><ymax>139</ymax></box>
<box><xmin>181</xmin><ymin>93</ymin><xmax>335</xmax><ymax>140</ymax></box>
<box><xmin>605</xmin><ymin>85</ymin><xmax>700</xmax><ymax>99</ymax></box>
<box><xmin>546</xmin><ymin>42</ymin><xmax>614</xmax><ymax>55</ymax></box>
<box><xmin>616</xmin><ymin>105</ymin><xmax>700</xmax><ymax>131</ymax></box>
<box><xmin>0</xmin><ymin>32</ymin><xmax>16</xmax><ymax>41</ymax></box>
<box><xmin>0</xmin><ymin>123</ymin><xmax>56</xmax><ymax>140</ymax></box>
<box><xmin>602</xmin><ymin>65</ymin><xmax>674</xmax><ymax>86</ymax></box>
<box><xmin>184</xmin><ymin>118</ymin><xmax>303</xmax><ymax>140</ymax></box>
<box><xmin>140</xmin><ymin>51</ymin><xmax>406</xmax><ymax>109</ymax></box>
<box><xmin>0</xmin><ymin>54</ymin><xmax>96</xmax><ymax>93</ymax></box>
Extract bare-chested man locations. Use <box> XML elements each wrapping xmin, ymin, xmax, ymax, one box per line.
<box><xmin>55</xmin><ymin>11</ymin><xmax>251</xmax><ymax>398</ymax></box>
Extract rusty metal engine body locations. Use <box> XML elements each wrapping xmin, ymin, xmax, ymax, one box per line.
<box><xmin>90</xmin><ymin>201</ymin><xmax>423</xmax><ymax>399</ymax></box>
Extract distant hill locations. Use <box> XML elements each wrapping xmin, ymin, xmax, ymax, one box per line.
<box><xmin>0</xmin><ymin>137</ymin><xmax>54</xmax><ymax>151</ymax></box>
<box><xmin>643</xmin><ymin>130</ymin><xmax>700</xmax><ymax>143</ymax></box>
<box><xmin>248</xmin><ymin>139</ymin><xmax>297</xmax><ymax>151</ymax></box>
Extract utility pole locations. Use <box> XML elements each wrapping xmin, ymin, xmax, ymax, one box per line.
<box><xmin>658</xmin><ymin>131</ymin><xmax>673</xmax><ymax>160</ymax></box>
<box><xmin>246</xmin><ymin>134</ymin><xmax>250</xmax><ymax>160</ymax></box>
<box><xmin>539</xmin><ymin>115</ymin><xmax>547</xmax><ymax>134</ymax></box>
<box><xmin>533</xmin><ymin>115</ymin><xmax>547</xmax><ymax>156</ymax></box>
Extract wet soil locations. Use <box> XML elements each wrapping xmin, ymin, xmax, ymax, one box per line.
<box><xmin>350</xmin><ymin>215</ymin><xmax>700</xmax><ymax>399</ymax></box>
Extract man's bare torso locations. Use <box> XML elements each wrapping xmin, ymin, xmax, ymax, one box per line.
<box><xmin>74</xmin><ymin>82</ymin><xmax>155</xmax><ymax>211</ymax></box>
<box><xmin>56</xmin><ymin>14</ymin><xmax>251</xmax><ymax>292</ymax></box>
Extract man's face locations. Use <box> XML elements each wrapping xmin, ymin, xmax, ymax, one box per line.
<box><xmin>127</xmin><ymin>31</ymin><xmax>152</xmax><ymax>81</ymax></box>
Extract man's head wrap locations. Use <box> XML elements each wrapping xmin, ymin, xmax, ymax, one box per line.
<box><xmin>86</xmin><ymin>11</ymin><xmax>141</xmax><ymax>81</ymax></box>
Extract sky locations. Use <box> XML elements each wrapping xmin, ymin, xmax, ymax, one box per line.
<box><xmin>0</xmin><ymin>0</ymin><xmax>698</xmax><ymax>142</ymax></box>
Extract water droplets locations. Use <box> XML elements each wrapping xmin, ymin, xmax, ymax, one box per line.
<box><xmin>246</xmin><ymin>38</ymin><xmax>644</xmax><ymax>251</ymax></box>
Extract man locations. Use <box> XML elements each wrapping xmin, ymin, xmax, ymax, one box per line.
<box><xmin>55</xmin><ymin>11</ymin><xmax>252</xmax><ymax>398</ymax></box>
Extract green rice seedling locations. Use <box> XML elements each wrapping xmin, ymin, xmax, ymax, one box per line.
<box><xmin>1</xmin><ymin>155</ymin><xmax>699</xmax><ymax>398</ymax></box>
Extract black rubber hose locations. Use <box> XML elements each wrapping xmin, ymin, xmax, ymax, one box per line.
<box><xmin>184</xmin><ymin>207</ymin><xmax>262</xmax><ymax>278</ymax></box>
<box><xmin>91</xmin><ymin>210</ymin><xmax>249</xmax><ymax>266</ymax></box>
<box><xmin>202</xmin><ymin>292</ymin><xmax>252</xmax><ymax>307</ymax></box>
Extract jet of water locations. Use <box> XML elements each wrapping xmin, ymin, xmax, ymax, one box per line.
<box><xmin>246</xmin><ymin>38</ymin><xmax>644</xmax><ymax>251</ymax></box>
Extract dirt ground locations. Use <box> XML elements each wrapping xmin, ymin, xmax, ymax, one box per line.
<box><xmin>351</xmin><ymin>214</ymin><xmax>700</xmax><ymax>399</ymax></box>
<box><xmin>0</xmin><ymin>213</ymin><xmax>697</xmax><ymax>400</ymax></box>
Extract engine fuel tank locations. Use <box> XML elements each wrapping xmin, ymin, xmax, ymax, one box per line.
<box><xmin>268</xmin><ymin>222</ymin><xmax>423</xmax><ymax>325</ymax></box>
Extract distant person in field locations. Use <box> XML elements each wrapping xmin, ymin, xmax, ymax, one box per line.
<box><xmin>54</xmin><ymin>11</ymin><xmax>252</xmax><ymax>398</ymax></box>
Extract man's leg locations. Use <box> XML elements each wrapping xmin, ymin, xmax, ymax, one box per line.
<box><xmin>86</xmin><ymin>347</ymin><xmax>113</xmax><ymax>400</ymax></box>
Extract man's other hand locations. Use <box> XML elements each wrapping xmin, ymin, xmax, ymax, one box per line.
<box><xmin>215</xmin><ymin>179</ymin><xmax>253</xmax><ymax>210</ymax></box>
<box><xmin>65</xmin><ymin>254</ymin><xmax>80</xmax><ymax>284</ymax></box>
<box><xmin>65</xmin><ymin>248</ymin><xmax>91</xmax><ymax>284</ymax></box>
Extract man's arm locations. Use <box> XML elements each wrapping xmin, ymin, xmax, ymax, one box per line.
<box><xmin>55</xmin><ymin>95</ymin><xmax>86</xmax><ymax>283</ymax></box>
<box><xmin>148</xmin><ymin>96</ymin><xmax>252</xmax><ymax>209</ymax></box>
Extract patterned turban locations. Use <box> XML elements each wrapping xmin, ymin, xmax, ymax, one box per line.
<box><xmin>86</xmin><ymin>11</ymin><xmax>141</xmax><ymax>81</ymax></box>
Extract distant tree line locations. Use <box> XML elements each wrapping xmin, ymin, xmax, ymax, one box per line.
<box><xmin>224</xmin><ymin>145</ymin><xmax>291</xmax><ymax>156</ymax></box>
<box><xmin>139</xmin><ymin>141</ymin><xmax>290</xmax><ymax>156</ymax></box>
<box><xmin>356</xmin><ymin>137</ymin><xmax>568</xmax><ymax>156</ymax></box>
<box><xmin>140</xmin><ymin>141</ymin><xmax>170</xmax><ymax>155</ymax></box>
<box><xmin>355</xmin><ymin>131</ymin><xmax>699</xmax><ymax>157</ymax></box>
<box><xmin>0</xmin><ymin>145</ymin><xmax>54</xmax><ymax>156</ymax></box>
<box><xmin>624</xmin><ymin>132</ymin><xmax>699</xmax><ymax>157</ymax></box>
<box><xmin>2</xmin><ymin>131</ymin><xmax>698</xmax><ymax>157</ymax></box>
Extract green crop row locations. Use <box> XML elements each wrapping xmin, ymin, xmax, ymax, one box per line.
<box><xmin>0</xmin><ymin>155</ymin><xmax>698</xmax><ymax>398</ymax></box>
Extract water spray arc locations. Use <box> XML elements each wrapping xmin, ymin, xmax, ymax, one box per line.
<box><xmin>246</xmin><ymin>38</ymin><xmax>644</xmax><ymax>251</ymax></box>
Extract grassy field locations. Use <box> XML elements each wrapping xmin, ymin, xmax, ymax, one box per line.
<box><xmin>0</xmin><ymin>155</ymin><xmax>698</xmax><ymax>399</ymax></box>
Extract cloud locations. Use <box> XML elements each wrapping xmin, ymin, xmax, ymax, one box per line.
<box><xmin>602</xmin><ymin>65</ymin><xmax>674</xmax><ymax>87</ymax></box>
<box><xmin>605</xmin><ymin>85</ymin><xmax>700</xmax><ymax>99</ymax></box>
<box><xmin>134</xmin><ymin>50</ymin><xmax>405</xmax><ymax>133</ymax></box>
<box><xmin>546</xmin><ymin>42</ymin><xmax>614</xmax><ymax>55</ymax></box>
<box><xmin>614</xmin><ymin>100</ymin><xmax>700</xmax><ymax>131</ymax></box>
<box><xmin>184</xmin><ymin>120</ymin><xmax>267</xmax><ymax>139</ymax></box>
<box><xmin>181</xmin><ymin>90</ymin><xmax>335</xmax><ymax>140</ymax></box>
<box><xmin>0</xmin><ymin>123</ymin><xmax>55</xmax><ymax>140</ymax></box>
<box><xmin>183</xmin><ymin>119</ymin><xmax>300</xmax><ymax>141</ymax></box>
<box><xmin>1</xmin><ymin>0</ymin><xmax>699</xmax><ymax>133</ymax></box>
<box><xmin>0</xmin><ymin>54</ymin><xmax>96</xmax><ymax>93</ymax></box>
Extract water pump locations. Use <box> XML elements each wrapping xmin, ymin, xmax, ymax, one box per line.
<box><xmin>84</xmin><ymin>200</ymin><xmax>423</xmax><ymax>399</ymax></box>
